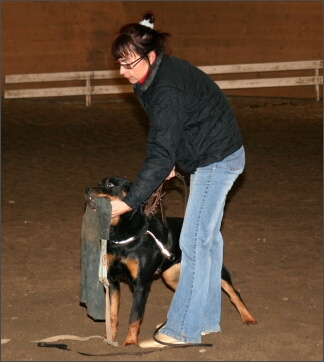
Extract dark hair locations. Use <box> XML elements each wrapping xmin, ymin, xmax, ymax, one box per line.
<box><xmin>111</xmin><ymin>12</ymin><xmax>170</xmax><ymax>60</ymax></box>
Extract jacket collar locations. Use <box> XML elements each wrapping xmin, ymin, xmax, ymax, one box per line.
<box><xmin>134</xmin><ymin>53</ymin><xmax>164</xmax><ymax>91</ymax></box>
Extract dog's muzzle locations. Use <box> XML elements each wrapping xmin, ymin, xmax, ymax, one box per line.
<box><xmin>85</xmin><ymin>188</ymin><xmax>97</xmax><ymax>209</ymax></box>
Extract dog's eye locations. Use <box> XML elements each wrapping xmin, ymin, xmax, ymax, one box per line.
<box><xmin>107</xmin><ymin>182</ymin><xmax>115</xmax><ymax>188</ymax></box>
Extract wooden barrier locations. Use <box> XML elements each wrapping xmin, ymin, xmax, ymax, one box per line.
<box><xmin>4</xmin><ymin>60</ymin><xmax>323</xmax><ymax>106</ymax></box>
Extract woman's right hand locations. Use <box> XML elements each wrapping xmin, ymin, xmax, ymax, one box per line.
<box><xmin>110</xmin><ymin>199</ymin><xmax>132</xmax><ymax>218</ymax></box>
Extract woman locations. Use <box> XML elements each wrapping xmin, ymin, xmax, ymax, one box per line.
<box><xmin>110</xmin><ymin>12</ymin><xmax>245</xmax><ymax>348</ymax></box>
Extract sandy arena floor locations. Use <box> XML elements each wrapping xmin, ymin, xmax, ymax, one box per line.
<box><xmin>1</xmin><ymin>96</ymin><xmax>322</xmax><ymax>361</ymax></box>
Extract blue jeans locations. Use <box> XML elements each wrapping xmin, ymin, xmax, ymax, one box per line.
<box><xmin>160</xmin><ymin>146</ymin><xmax>245</xmax><ymax>343</ymax></box>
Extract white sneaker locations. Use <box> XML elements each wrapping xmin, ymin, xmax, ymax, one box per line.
<box><xmin>138</xmin><ymin>333</ymin><xmax>187</xmax><ymax>348</ymax></box>
<box><xmin>156</xmin><ymin>323</ymin><xmax>218</xmax><ymax>336</ymax></box>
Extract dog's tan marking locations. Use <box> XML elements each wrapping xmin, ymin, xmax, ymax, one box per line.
<box><xmin>221</xmin><ymin>279</ymin><xmax>258</xmax><ymax>325</ymax></box>
<box><xmin>162</xmin><ymin>263</ymin><xmax>181</xmax><ymax>291</ymax></box>
<box><xmin>106</xmin><ymin>253</ymin><xmax>114</xmax><ymax>265</ymax></box>
<box><xmin>122</xmin><ymin>258</ymin><xmax>139</xmax><ymax>279</ymax></box>
<box><xmin>110</xmin><ymin>216</ymin><xmax>120</xmax><ymax>226</ymax></box>
<box><xmin>123</xmin><ymin>319</ymin><xmax>141</xmax><ymax>346</ymax></box>
<box><xmin>109</xmin><ymin>289</ymin><xmax>120</xmax><ymax>341</ymax></box>
<box><xmin>106</xmin><ymin>255</ymin><xmax>139</xmax><ymax>279</ymax></box>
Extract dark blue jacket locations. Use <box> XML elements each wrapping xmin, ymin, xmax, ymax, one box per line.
<box><xmin>123</xmin><ymin>54</ymin><xmax>243</xmax><ymax>209</ymax></box>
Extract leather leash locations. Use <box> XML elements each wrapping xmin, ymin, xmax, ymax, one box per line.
<box><xmin>143</xmin><ymin>172</ymin><xmax>188</xmax><ymax>226</ymax></box>
<box><xmin>144</xmin><ymin>182</ymin><xmax>167</xmax><ymax>225</ymax></box>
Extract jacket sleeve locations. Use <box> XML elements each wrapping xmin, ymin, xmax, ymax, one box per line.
<box><xmin>122</xmin><ymin>86</ymin><xmax>185</xmax><ymax>209</ymax></box>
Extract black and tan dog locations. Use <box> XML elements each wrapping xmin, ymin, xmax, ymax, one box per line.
<box><xmin>85</xmin><ymin>176</ymin><xmax>257</xmax><ymax>346</ymax></box>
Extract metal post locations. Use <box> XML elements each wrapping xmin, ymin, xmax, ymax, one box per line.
<box><xmin>86</xmin><ymin>78</ymin><xmax>91</xmax><ymax>106</ymax></box>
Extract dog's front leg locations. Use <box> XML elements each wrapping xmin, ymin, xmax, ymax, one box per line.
<box><xmin>123</xmin><ymin>281</ymin><xmax>152</xmax><ymax>346</ymax></box>
<box><xmin>108</xmin><ymin>283</ymin><xmax>120</xmax><ymax>341</ymax></box>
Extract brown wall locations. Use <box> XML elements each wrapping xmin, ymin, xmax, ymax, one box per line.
<box><xmin>2</xmin><ymin>1</ymin><xmax>323</xmax><ymax>99</ymax></box>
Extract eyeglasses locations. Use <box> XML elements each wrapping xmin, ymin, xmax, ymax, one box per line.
<box><xmin>115</xmin><ymin>55</ymin><xmax>146</xmax><ymax>70</ymax></box>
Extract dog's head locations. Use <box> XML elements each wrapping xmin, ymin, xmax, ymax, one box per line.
<box><xmin>85</xmin><ymin>176</ymin><xmax>132</xmax><ymax>209</ymax></box>
<box><xmin>85</xmin><ymin>176</ymin><xmax>132</xmax><ymax>226</ymax></box>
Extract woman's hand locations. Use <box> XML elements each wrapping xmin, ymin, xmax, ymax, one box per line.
<box><xmin>110</xmin><ymin>199</ymin><xmax>132</xmax><ymax>218</ymax></box>
<box><xmin>165</xmin><ymin>166</ymin><xmax>176</xmax><ymax>180</ymax></box>
<box><xmin>110</xmin><ymin>167</ymin><xmax>175</xmax><ymax>217</ymax></box>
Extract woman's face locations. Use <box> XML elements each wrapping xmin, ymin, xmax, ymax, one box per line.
<box><xmin>116</xmin><ymin>52</ymin><xmax>155</xmax><ymax>84</ymax></box>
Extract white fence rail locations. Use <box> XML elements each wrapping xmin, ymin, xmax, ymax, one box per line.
<box><xmin>4</xmin><ymin>60</ymin><xmax>323</xmax><ymax>106</ymax></box>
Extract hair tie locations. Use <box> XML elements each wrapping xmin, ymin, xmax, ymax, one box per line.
<box><xmin>140</xmin><ymin>19</ymin><xmax>154</xmax><ymax>29</ymax></box>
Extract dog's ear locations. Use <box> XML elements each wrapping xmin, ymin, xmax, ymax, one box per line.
<box><xmin>102</xmin><ymin>176</ymin><xmax>132</xmax><ymax>198</ymax></box>
<box><xmin>122</xmin><ymin>181</ymin><xmax>132</xmax><ymax>194</ymax></box>
<box><xmin>99</xmin><ymin>178</ymin><xmax>111</xmax><ymax>188</ymax></box>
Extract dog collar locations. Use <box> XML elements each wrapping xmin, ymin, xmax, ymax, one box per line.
<box><xmin>111</xmin><ymin>230</ymin><xmax>174</xmax><ymax>261</ymax></box>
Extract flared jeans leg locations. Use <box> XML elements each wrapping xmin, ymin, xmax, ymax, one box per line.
<box><xmin>160</xmin><ymin>146</ymin><xmax>245</xmax><ymax>343</ymax></box>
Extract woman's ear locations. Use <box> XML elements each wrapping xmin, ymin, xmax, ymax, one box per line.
<box><xmin>148</xmin><ymin>51</ymin><xmax>156</xmax><ymax>65</ymax></box>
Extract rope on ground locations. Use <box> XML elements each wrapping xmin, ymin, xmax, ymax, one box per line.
<box><xmin>31</xmin><ymin>335</ymin><xmax>104</xmax><ymax>343</ymax></box>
